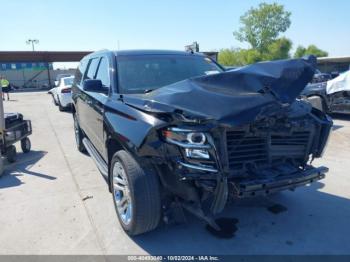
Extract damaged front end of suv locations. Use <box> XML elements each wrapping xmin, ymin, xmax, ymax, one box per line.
<box><xmin>121</xmin><ymin>56</ymin><xmax>332</xmax><ymax>228</ymax></box>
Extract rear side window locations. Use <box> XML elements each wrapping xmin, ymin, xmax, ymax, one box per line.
<box><xmin>85</xmin><ymin>58</ymin><xmax>100</xmax><ymax>80</ymax></box>
<box><xmin>74</xmin><ymin>59</ymin><xmax>88</xmax><ymax>85</ymax></box>
<box><xmin>64</xmin><ymin>78</ymin><xmax>74</xmax><ymax>86</ymax></box>
<box><xmin>95</xmin><ymin>57</ymin><xmax>110</xmax><ymax>87</ymax></box>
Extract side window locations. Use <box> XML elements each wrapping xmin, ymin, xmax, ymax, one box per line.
<box><xmin>74</xmin><ymin>59</ymin><xmax>88</xmax><ymax>85</ymax></box>
<box><xmin>95</xmin><ymin>57</ymin><xmax>110</xmax><ymax>88</ymax></box>
<box><xmin>84</xmin><ymin>58</ymin><xmax>100</xmax><ymax>80</ymax></box>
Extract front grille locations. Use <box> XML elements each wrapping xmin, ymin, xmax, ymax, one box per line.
<box><xmin>226</xmin><ymin>130</ymin><xmax>311</xmax><ymax>174</ymax></box>
<box><xmin>271</xmin><ymin>131</ymin><xmax>310</xmax><ymax>146</ymax></box>
<box><xmin>226</xmin><ymin>131</ymin><xmax>268</xmax><ymax>171</ymax></box>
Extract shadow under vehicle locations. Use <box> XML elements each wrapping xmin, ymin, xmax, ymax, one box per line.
<box><xmin>71</xmin><ymin>50</ymin><xmax>332</xmax><ymax>236</ymax></box>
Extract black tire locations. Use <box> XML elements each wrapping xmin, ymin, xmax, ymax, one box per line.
<box><xmin>110</xmin><ymin>150</ymin><xmax>161</xmax><ymax>236</ymax></box>
<box><xmin>73</xmin><ymin>114</ymin><xmax>86</xmax><ymax>153</ymax></box>
<box><xmin>21</xmin><ymin>137</ymin><xmax>31</xmax><ymax>153</ymax></box>
<box><xmin>6</xmin><ymin>145</ymin><xmax>17</xmax><ymax>163</ymax></box>
<box><xmin>307</xmin><ymin>96</ymin><xmax>326</xmax><ymax>112</ymax></box>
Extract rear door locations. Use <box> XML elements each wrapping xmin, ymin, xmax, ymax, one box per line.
<box><xmin>80</xmin><ymin>56</ymin><xmax>110</xmax><ymax>158</ymax></box>
<box><xmin>77</xmin><ymin>57</ymin><xmax>100</xmax><ymax>140</ymax></box>
<box><xmin>90</xmin><ymin>56</ymin><xmax>111</xmax><ymax>158</ymax></box>
<box><xmin>72</xmin><ymin>58</ymin><xmax>88</xmax><ymax>129</ymax></box>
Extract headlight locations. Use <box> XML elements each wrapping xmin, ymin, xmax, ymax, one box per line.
<box><xmin>185</xmin><ymin>148</ymin><xmax>210</xmax><ymax>159</ymax></box>
<box><xmin>162</xmin><ymin>128</ymin><xmax>210</xmax><ymax>149</ymax></box>
<box><xmin>163</xmin><ymin>127</ymin><xmax>217</xmax><ymax>169</ymax></box>
<box><xmin>187</xmin><ymin>132</ymin><xmax>206</xmax><ymax>145</ymax></box>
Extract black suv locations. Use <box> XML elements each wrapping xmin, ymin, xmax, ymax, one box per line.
<box><xmin>72</xmin><ymin>50</ymin><xmax>332</xmax><ymax>235</ymax></box>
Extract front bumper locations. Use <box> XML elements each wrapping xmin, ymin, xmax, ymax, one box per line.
<box><xmin>230</xmin><ymin>166</ymin><xmax>328</xmax><ymax>198</ymax></box>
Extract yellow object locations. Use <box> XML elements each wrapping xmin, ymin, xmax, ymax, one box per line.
<box><xmin>0</xmin><ymin>79</ymin><xmax>9</xmax><ymax>88</ymax></box>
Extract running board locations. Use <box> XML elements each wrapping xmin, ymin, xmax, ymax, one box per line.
<box><xmin>82</xmin><ymin>138</ymin><xmax>108</xmax><ymax>178</ymax></box>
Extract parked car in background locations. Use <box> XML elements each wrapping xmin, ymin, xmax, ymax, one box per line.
<box><xmin>311</xmin><ymin>69</ymin><xmax>333</xmax><ymax>83</ymax></box>
<box><xmin>72</xmin><ymin>50</ymin><xmax>332</xmax><ymax>236</ymax></box>
<box><xmin>50</xmin><ymin>76</ymin><xmax>74</xmax><ymax>111</ymax></box>
<box><xmin>54</xmin><ymin>74</ymin><xmax>74</xmax><ymax>87</ymax></box>
<box><xmin>302</xmin><ymin>70</ymin><xmax>350</xmax><ymax>114</ymax></box>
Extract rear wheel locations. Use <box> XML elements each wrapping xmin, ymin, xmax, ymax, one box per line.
<box><xmin>21</xmin><ymin>137</ymin><xmax>31</xmax><ymax>153</ymax></box>
<box><xmin>58</xmin><ymin>103</ymin><xmax>64</xmax><ymax>111</ymax></box>
<box><xmin>73</xmin><ymin>114</ymin><xmax>86</xmax><ymax>153</ymax></box>
<box><xmin>110</xmin><ymin>150</ymin><xmax>161</xmax><ymax>236</ymax></box>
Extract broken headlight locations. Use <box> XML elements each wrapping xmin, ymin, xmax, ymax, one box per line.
<box><xmin>162</xmin><ymin>127</ymin><xmax>211</xmax><ymax>159</ymax></box>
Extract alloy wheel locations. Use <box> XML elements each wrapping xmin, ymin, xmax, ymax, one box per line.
<box><xmin>112</xmin><ymin>161</ymin><xmax>133</xmax><ymax>225</ymax></box>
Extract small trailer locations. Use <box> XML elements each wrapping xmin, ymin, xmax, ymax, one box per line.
<box><xmin>0</xmin><ymin>113</ymin><xmax>32</xmax><ymax>163</ymax></box>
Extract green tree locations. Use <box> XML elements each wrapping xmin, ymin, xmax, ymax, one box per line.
<box><xmin>234</xmin><ymin>2</ymin><xmax>291</xmax><ymax>52</ymax></box>
<box><xmin>294</xmin><ymin>45</ymin><xmax>328</xmax><ymax>58</ymax></box>
<box><xmin>294</xmin><ymin>46</ymin><xmax>306</xmax><ymax>58</ymax></box>
<box><xmin>263</xmin><ymin>37</ymin><xmax>292</xmax><ymax>60</ymax></box>
<box><xmin>218</xmin><ymin>38</ymin><xmax>293</xmax><ymax>66</ymax></box>
<box><xmin>218</xmin><ymin>48</ymin><xmax>262</xmax><ymax>66</ymax></box>
<box><xmin>218</xmin><ymin>48</ymin><xmax>241</xmax><ymax>66</ymax></box>
<box><xmin>239</xmin><ymin>49</ymin><xmax>262</xmax><ymax>64</ymax></box>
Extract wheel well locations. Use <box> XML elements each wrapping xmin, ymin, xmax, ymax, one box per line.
<box><xmin>107</xmin><ymin>138</ymin><xmax>124</xmax><ymax>192</ymax></box>
<box><xmin>107</xmin><ymin>139</ymin><xmax>123</xmax><ymax>163</ymax></box>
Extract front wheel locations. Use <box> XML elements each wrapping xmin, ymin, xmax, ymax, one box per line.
<box><xmin>110</xmin><ymin>150</ymin><xmax>161</xmax><ymax>236</ymax></box>
<box><xmin>6</xmin><ymin>145</ymin><xmax>17</xmax><ymax>163</ymax></box>
<box><xmin>73</xmin><ymin>114</ymin><xmax>86</xmax><ymax>153</ymax></box>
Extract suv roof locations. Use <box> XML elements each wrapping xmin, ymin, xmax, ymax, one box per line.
<box><xmin>84</xmin><ymin>49</ymin><xmax>206</xmax><ymax>59</ymax></box>
<box><xmin>114</xmin><ymin>50</ymin><xmax>206</xmax><ymax>57</ymax></box>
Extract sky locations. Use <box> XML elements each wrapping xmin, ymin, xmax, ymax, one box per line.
<box><xmin>0</xmin><ymin>0</ymin><xmax>349</xmax><ymax>68</ymax></box>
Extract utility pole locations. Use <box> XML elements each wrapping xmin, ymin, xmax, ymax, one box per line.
<box><xmin>26</xmin><ymin>39</ymin><xmax>39</xmax><ymax>51</ymax></box>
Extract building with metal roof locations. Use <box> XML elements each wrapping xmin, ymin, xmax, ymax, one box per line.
<box><xmin>317</xmin><ymin>56</ymin><xmax>350</xmax><ymax>73</ymax></box>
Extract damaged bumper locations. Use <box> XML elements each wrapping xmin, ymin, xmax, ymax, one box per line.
<box><xmin>231</xmin><ymin>166</ymin><xmax>328</xmax><ymax>198</ymax></box>
<box><xmin>156</xmin><ymin>109</ymin><xmax>332</xmax><ymax>215</ymax></box>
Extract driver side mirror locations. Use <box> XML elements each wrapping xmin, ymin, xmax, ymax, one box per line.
<box><xmin>83</xmin><ymin>79</ymin><xmax>108</xmax><ymax>93</ymax></box>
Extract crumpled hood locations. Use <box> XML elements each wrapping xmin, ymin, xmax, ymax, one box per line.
<box><xmin>123</xmin><ymin>56</ymin><xmax>316</xmax><ymax>124</ymax></box>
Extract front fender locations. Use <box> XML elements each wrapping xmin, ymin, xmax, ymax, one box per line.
<box><xmin>104</xmin><ymin>99</ymin><xmax>167</xmax><ymax>155</ymax></box>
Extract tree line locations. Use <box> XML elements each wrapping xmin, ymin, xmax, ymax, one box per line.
<box><xmin>218</xmin><ymin>3</ymin><xmax>328</xmax><ymax>66</ymax></box>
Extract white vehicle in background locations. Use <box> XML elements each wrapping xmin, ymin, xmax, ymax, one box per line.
<box><xmin>54</xmin><ymin>74</ymin><xmax>74</xmax><ymax>87</ymax></box>
<box><xmin>51</xmin><ymin>76</ymin><xmax>74</xmax><ymax>111</ymax></box>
